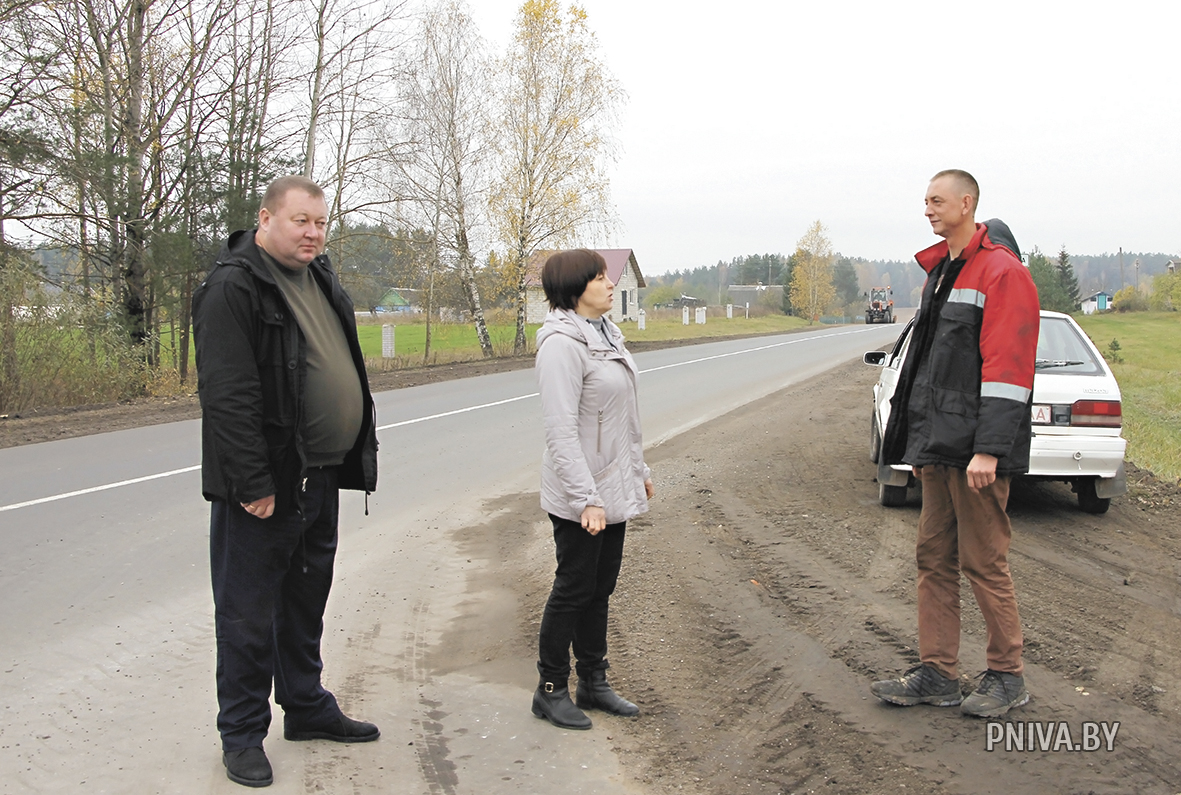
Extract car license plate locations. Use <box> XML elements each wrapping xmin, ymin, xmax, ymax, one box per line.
<box><xmin>1031</xmin><ymin>404</ymin><xmax>1052</xmax><ymax>425</ymax></box>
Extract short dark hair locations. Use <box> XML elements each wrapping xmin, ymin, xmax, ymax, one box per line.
<box><xmin>261</xmin><ymin>175</ymin><xmax>325</xmax><ymax>212</ymax></box>
<box><xmin>541</xmin><ymin>249</ymin><xmax>606</xmax><ymax>311</ymax></box>
<box><xmin>931</xmin><ymin>169</ymin><xmax>979</xmax><ymax>212</ymax></box>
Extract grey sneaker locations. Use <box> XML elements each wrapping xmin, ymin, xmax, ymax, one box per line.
<box><xmin>870</xmin><ymin>664</ymin><xmax>962</xmax><ymax>706</ymax></box>
<box><xmin>961</xmin><ymin>670</ymin><xmax>1029</xmax><ymax>718</ymax></box>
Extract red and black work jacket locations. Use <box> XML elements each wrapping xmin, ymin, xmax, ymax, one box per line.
<box><xmin>882</xmin><ymin>221</ymin><xmax>1040</xmax><ymax>476</ymax></box>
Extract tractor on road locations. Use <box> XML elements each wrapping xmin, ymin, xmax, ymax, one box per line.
<box><xmin>864</xmin><ymin>286</ymin><xmax>895</xmax><ymax>324</ymax></box>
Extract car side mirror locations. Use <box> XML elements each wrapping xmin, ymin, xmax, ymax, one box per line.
<box><xmin>863</xmin><ymin>351</ymin><xmax>887</xmax><ymax>366</ymax></box>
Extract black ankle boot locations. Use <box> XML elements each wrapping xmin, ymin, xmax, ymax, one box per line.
<box><xmin>532</xmin><ymin>681</ymin><xmax>592</xmax><ymax>730</ymax></box>
<box><xmin>576</xmin><ymin>669</ymin><xmax>639</xmax><ymax>717</ymax></box>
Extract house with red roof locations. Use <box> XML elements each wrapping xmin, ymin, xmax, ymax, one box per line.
<box><xmin>524</xmin><ymin>248</ymin><xmax>647</xmax><ymax>323</ymax></box>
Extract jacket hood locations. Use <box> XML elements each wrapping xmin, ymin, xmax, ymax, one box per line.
<box><xmin>536</xmin><ymin>308</ymin><xmax>621</xmax><ymax>351</ymax></box>
<box><xmin>981</xmin><ymin>218</ymin><xmax>1021</xmax><ymax>261</ymax></box>
<box><xmin>915</xmin><ymin>219</ymin><xmax>1021</xmax><ymax>273</ymax></box>
<box><xmin>215</xmin><ymin>228</ymin><xmax>332</xmax><ymax>286</ymax></box>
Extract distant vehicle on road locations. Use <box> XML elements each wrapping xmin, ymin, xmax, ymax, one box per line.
<box><xmin>863</xmin><ymin>310</ymin><xmax>1127</xmax><ymax>513</ymax></box>
<box><xmin>864</xmin><ymin>286</ymin><xmax>895</xmax><ymax>324</ymax></box>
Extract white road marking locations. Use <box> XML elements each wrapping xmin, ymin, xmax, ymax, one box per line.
<box><xmin>0</xmin><ymin>465</ymin><xmax>202</xmax><ymax>513</ymax></box>
<box><xmin>376</xmin><ymin>393</ymin><xmax>538</xmax><ymax>431</ymax></box>
<box><xmin>0</xmin><ymin>326</ymin><xmax>886</xmax><ymax>512</ymax></box>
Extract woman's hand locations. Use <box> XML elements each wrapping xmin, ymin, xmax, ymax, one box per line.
<box><xmin>581</xmin><ymin>505</ymin><xmax>607</xmax><ymax>535</ymax></box>
<box><xmin>644</xmin><ymin>478</ymin><xmax>655</xmax><ymax>499</ymax></box>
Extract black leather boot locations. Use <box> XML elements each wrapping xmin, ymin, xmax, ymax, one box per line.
<box><xmin>532</xmin><ymin>681</ymin><xmax>592</xmax><ymax>730</ymax></box>
<box><xmin>223</xmin><ymin>746</ymin><xmax>273</xmax><ymax>787</ymax></box>
<box><xmin>576</xmin><ymin>669</ymin><xmax>639</xmax><ymax>717</ymax></box>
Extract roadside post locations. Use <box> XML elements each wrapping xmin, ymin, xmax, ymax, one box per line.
<box><xmin>682</xmin><ymin>306</ymin><xmax>690</xmax><ymax>325</ymax></box>
<box><xmin>638</xmin><ymin>309</ymin><xmax>646</xmax><ymax>331</ymax></box>
<box><xmin>695</xmin><ymin>306</ymin><xmax>706</xmax><ymax>325</ymax></box>
<box><xmin>727</xmin><ymin>303</ymin><xmax>733</xmax><ymax>319</ymax></box>
<box><xmin>382</xmin><ymin>324</ymin><xmax>395</xmax><ymax>358</ymax></box>
<box><xmin>745</xmin><ymin>302</ymin><xmax>749</xmax><ymax>319</ymax></box>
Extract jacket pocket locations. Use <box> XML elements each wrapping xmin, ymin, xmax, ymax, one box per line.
<box><xmin>591</xmin><ymin>459</ymin><xmax>625</xmax><ymax>522</ymax></box>
<box><xmin>926</xmin><ymin>390</ymin><xmax>977</xmax><ymax>460</ymax></box>
<box><xmin>930</xmin><ymin>304</ymin><xmax>981</xmax><ymax>394</ymax></box>
<box><xmin>931</xmin><ymin>387</ymin><xmax>978</xmax><ymax>417</ymax></box>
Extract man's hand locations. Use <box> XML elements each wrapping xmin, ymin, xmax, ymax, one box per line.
<box><xmin>644</xmin><ymin>478</ymin><xmax>655</xmax><ymax>499</ymax></box>
<box><xmin>242</xmin><ymin>494</ymin><xmax>275</xmax><ymax>519</ymax></box>
<box><xmin>966</xmin><ymin>454</ymin><xmax>998</xmax><ymax>490</ymax></box>
<box><xmin>581</xmin><ymin>505</ymin><xmax>607</xmax><ymax>535</ymax></box>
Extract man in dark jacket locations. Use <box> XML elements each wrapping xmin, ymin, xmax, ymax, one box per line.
<box><xmin>871</xmin><ymin>170</ymin><xmax>1039</xmax><ymax>718</ymax></box>
<box><xmin>193</xmin><ymin>176</ymin><xmax>379</xmax><ymax>788</ymax></box>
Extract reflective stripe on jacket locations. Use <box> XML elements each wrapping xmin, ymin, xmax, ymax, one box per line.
<box><xmin>886</xmin><ymin>222</ymin><xmax>1040</xmax><ymax>475</ymax></box>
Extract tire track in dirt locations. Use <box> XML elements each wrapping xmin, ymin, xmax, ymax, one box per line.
<box><xmin>605</xmin><ymin>359</ymin><xmax>1181</xmax><ymax>794</ymax></box>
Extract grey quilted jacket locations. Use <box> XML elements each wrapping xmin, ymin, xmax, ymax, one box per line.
<box><xmin>535</xmin><ymin>309</ymin><xmax>651</xmax><ymax>524</ymax></box>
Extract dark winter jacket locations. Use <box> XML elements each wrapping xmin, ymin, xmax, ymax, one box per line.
<box><xmin>882</xmin><ymin>220</ymin><xmax>1039</xmax><ymax>476</ymax></box>
<box><xmin>192</xmin><ymin>230</ymin><xmax>378</xmax><ymax>515</ymax></box>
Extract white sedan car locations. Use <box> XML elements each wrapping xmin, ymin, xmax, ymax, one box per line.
<box><xmin>864</xmin><ymin>310</ymin><xmax>1127</xmax><ymax>513</ymax></box>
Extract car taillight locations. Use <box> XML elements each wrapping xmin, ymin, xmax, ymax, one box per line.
<box><xmin>1071</xmin><ymin>400</ymin><xmax>1122</xmax><ymax>427</ymax></box>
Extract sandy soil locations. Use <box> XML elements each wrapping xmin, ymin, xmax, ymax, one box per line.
<box><xmin>447</xmin><ymin>359</ymin><xmax>1181</xmax><ymax>795</ymax></box>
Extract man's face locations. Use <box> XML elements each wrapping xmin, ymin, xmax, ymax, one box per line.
<box><xmin>257</xmin><ymin>189</ymin><xmax>328</xmax><ymax>269</ymax></box>
<box><xmin>924</xmin><ymin>177</ymin><xmax>973</xmax><ymax>240</ymax></box>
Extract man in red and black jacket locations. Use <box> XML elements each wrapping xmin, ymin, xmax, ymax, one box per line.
<box><xmin>872</xmin><ymin>170</ymin><xmax>1039</xmax><ymax>718</ymax></box>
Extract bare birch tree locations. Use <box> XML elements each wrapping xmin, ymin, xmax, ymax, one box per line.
<box><xmin>393</xmin><ymin>0</ymin><xmax>494</xmax><ymax>357</ymax></box>
<box><xmin>300</xmin><ymin>0</ymin><xmax>406</xmax><ymax>231</ymax></box>
<box><xmin>491</xmin><ymin>0</ymin><xmax>622</xmax><ymax>354</ymax></box>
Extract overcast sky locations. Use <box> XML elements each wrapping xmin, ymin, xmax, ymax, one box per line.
<box><xmin>470</xmin><ymin>1</ymin><xmax>1180</xmax><ymax>275</ymax></box>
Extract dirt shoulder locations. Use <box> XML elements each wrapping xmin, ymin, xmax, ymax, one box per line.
<box><xmin>453</xmin><ymin>358</ymin><xmax>1181</xmax><ymax>794</ymax></box>
<box><xmin>0</xmin><ymin>329</ymin><xmax>806</xmax><ymax>450</ymax></box>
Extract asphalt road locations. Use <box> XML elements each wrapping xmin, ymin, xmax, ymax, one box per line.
<box><xmin>0</xmin><ymin>321</ymin><xmax>905</xmax><ymax>794</ymax></box>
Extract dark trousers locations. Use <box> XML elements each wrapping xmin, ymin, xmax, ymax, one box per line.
<box><xmin>537</xmin><ymin>514</ymin><xmax>626</xmax><ymax>684</ymax></box>
<box><xmin>210</xmin><ymin>467</ymin><xmax>341</xmax><ymax>751</ymax></box>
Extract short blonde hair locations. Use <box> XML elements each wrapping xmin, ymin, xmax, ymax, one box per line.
<box><xmin>260</xmin><ymin>176</ymin><xmax>324</xmax><ymax>212</ymax></box>
<box><xmin>931</xmin><ymin>169</ymin><xmax>979</xmax><ymax>211</ymax></box>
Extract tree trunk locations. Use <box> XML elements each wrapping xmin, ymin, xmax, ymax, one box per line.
<box><xmin>121</xmin><ymin>0</ymin><xmax>149</xmax><ymax>355</ymax></box>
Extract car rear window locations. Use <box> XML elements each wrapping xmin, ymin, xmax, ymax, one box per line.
<box><xmin>1035</xmin><ymin>317</ymin><xmax>1106</xmax><ymax>375</ymax></box>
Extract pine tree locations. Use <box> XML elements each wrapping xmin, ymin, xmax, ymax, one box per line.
<box><xmin>1056</xmin><ymin>246</ymin><xmax>1081</xmax><ymax>310</ymax></box>
<box><xmin>1029</xmin><ymin>247</ymin><xmax>1071</xmax><ymax>313</ymax></box>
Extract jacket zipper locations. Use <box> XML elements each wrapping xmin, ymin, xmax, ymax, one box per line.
<box><xmin>597</xmin><ymin>410</ymin><xmax>603</xmax><ymax>453</ymax></box>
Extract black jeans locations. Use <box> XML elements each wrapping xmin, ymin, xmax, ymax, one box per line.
<box><xmin>210</xmin><ymin>467</ymin><xmax>341</xmax><ymax>751</ymax></box>
<box><xmin>537</xmin><ymin>513</ymin><xmax>626</xmax><ymax>684</ymax></box>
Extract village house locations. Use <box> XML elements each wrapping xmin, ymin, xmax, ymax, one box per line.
<box><xmin>1080</xmin><ymin>290</ymin><xmax>1114</xmax><ymax>315</ymax></box>
<box><xmin>525</xmin><ymin>249</ymin><xmax>647</xmax><ymax>323</ymax></box>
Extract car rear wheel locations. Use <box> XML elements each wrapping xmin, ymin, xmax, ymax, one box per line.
<box><xmin>870</xmin><ymin>412</ymin><xmax>882</xmax><ymax>463</ymax></box>
<box><xmin>879</xmin><ymin>481</ymin><xmax>908</xmax><ymax>507</ymax></box>
<box><xmin>1076</xmin><ymin>478</ymin><xmax>1110</xmax><ymax>514</ymax></box>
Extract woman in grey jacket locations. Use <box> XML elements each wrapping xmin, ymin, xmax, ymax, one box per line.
<box><xmin>531</xmin><ymin>249</ymin><xmax>654</xmax><ymax>731</ymax></box>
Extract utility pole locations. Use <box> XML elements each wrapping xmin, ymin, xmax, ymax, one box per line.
<box><xmin>1119</xmin><ymin>247</ymin><xmax>1124</xmax><ymax>290</ymax></box>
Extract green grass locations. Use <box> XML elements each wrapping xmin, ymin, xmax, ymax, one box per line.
<box><xmin>1075</xmin><ymin>311</ymin><xmax>1181</xmax><ymax>481</ymax></box>
<box><xmin>355</xmin><ymin>311</ymin><xmax>814</xmax><ymax>363</ymax></box>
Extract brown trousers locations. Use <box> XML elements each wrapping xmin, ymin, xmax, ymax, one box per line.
<box><xmin>916</xmin><ymin>465</ymin><xmax>1023</xmax><ymax>679</ymax></box>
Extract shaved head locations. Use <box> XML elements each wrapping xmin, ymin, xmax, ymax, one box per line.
<box><xmin>931</xmin><ymin>169</ymin><xmax>979</xmax><ymax>214</ymax></box>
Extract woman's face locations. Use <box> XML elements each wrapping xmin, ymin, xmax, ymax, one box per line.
<box><xmin>574</xmin><ymin>270</ymin><xmax>614</xmax><ymax>318</ymax></box>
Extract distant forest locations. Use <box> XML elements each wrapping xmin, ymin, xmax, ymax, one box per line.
<box><xmin>643</xmin><ymin>250</ymin><xmax>1178</xmax><ymax>309</ymax></box>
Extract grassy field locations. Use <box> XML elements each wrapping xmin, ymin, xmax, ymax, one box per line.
<box><xmin>1076</xmin><ymin>311</ymin><xmax>1181</xmax><ymax>482</ymax></box>
<box><xmin>355</xmin><ymin>310</ymin><xmax>812</xmax><ymax>363</ymax></box>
